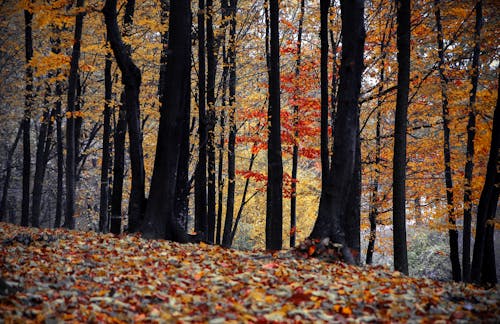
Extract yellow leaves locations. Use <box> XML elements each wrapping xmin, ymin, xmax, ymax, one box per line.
<box><xmin>30</xmin><ymin>52</ymin><xmax>70</xmax><ymax>77</ymax></box>
<box><xmin>65</xmin><ymin>111</ymin><xmax>85</xmax><ymax>119</ymax></box>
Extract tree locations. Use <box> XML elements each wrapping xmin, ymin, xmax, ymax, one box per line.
<box><xmin>141</xmin><ymin>0</ymin><xmax>192</xmax><ymax>242</ymax></box>
<box><xmin>462</xmin><ymin>0</ymin><xmax>482</xmax><ymax>283</ymax></box>
<box><xmin>64</xmin><ymin>0</ymin><xmax>85</xmax><ymax>230</ymax></box>
<box><xmin>434</xmin><ymin>0</ymin><xmax>461</xmax><ymax>282</ymax></box>
<box><xmin>195</xmin><ymin>0</ymin><xmax>208</xmax><ymax>236</ymax></box>
<box><xmin>99</xmin><ymin>41</ymin><xmax>113</xmax><ymax>233</ymax></box>
<box><xmin>392</xmin><ymin>0</ymin><xmax>410</xmax><ymax>275</ymax></box>
<box><xmin>309</xmin><ymin>0</ymin><xmax>365</xmax><ymax>265</ymax></box>
<box><xmin>290</xmin><ymin>0</ymin><xmax>305</xmax><ymax>248</ymax></box>
<box><xmin>471</xmin><ymin>72</ymin><xmax>499</xmax><ymax>285</ymax></box>
<box><xmin>103</xmin><ymin>0</ymin><xmax>146</xmax><ymax>233</ymax></box>
<box><xmin>266</xmin><ymin>0</ymin><xmax>284</xmax><ymax>251</ymax></box>
<box><xmin>21</xmin><ymin>3</ymin><xmax>34</xmax><ymax>227</ymax></box>
<box><xmin>0</xmin><ymin>125</ymin><xmax>22</xmax><ymax>221</ymax></box>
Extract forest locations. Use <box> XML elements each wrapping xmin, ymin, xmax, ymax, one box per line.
<box><xmin>0</xmin><ymin>0</ymin><xmax>499</xmax><ymax>319</ymax></box>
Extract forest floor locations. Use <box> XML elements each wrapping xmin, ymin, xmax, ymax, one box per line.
<box><xmin>0</xmin><ymin>222</ymin><xmax>499</xmax><ymax>323</ymax></box>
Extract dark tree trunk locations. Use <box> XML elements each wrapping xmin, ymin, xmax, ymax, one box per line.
<box><xmin>110</xmin><ymin>95</ymin><xmax>127</xmax><ymax>234</ymax></box>
<box><xmin>0</xmin><ymin>124</ymin><xmax>22</xmax><ymax>221</ymax></box>
<box><xmin>434</xmin><ymin>0</ymin><xmax>461</xmax><ymax>282</ymax></box>
<box><xmin>392</xmin><ymin>0</ymin><xmax>410</xmax><ymax>275</ymax></box>
<box><xmin>216</xmin><ymin>38</ymin><xmax>229</xmax><ymax>245</ymax></box>
<box><xmin>64</xmin><ymin>0</ymin><xmax>85</xmax><ymax>230</ymax></box>
<box><xmin>309</xmin><ymin>0</ymin><xmax>365</xmax><ymax>265</ymax></box>
<box><xmin>290</xmin><ymin>0</ymin><xmax>305</xmax><ymax>249</ymax></box>
<box><xmin>222</xmin><ymin>0</ymin><xmax>237</xmax><ymax>248</ymax></box>
<box><xmin>463</xmin><ymin>0</ymin><xmax>482</xmax><ymax>283</ymax></box>
<box><xmin>32</xmin><ymin>83</ymin><xmax>54</xmax><ymax>228</ymax></box>
<box><xmin>141</xmin><ymin>0</ymin><xmax>192</xmax><ymax>242</ymax></box>
<box><xmin>319</xmin><ymin>0</ymin><xmax>329</xmax><ymax>192</ymax></box>
<box><xmin>345</xmin><ymin>131</ymin><xmax>361</xmax><ymax>262</ymax></box>
<box><xmin>206</xmin><ymin>0</ymin><xmax>217</xmax><ymax>244</ymax></box>
<box><xmin>266</xmin><ymin>0</ymin><xmax>283</xmax><ymax>251</ymax></box>
<box><xmin>99</xmin><ymin>46</ymin><xmax>113</xmax><ymax>233</ymax></box>
<box><xmin>103</xmin><ymin>0</ymin><xmax>145</xmax><ymax>233</ymax></box>
<box><xmin>195</xmin><ymin>0</ymin><xmax>208</xmax><ymax>236</ymax></box>
<box><xmin>175</xmin><ymin>69</ymin><xmax>191</xmax><ymax>231</ymax></box>
<box><xmin>22</xmin><ymin>7</ymin><xmax>34</xmax><ymax>227</ymax></box>
<box><xmin>54</xmin><ymin>79</ymin><xmax>63</xmax><ymax>228</ymax></box>
<box><xmin>471</xmin><ymin>72</ymin><xmax>499</xmax><ymax>286</ymax></box>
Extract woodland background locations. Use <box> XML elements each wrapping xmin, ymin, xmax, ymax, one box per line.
<box><xmin>0</xmin><ymin>0</ymin><xmax>498</xmax><ymax>282</ymax></box>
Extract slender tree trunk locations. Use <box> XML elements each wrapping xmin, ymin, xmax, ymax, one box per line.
<box><xmin>0</xmin><ymin>124</ymin><xmax>22</xmax><ymax>221</ymax></box>
<box><xmin>110</xmin><ymin>95</ymin><xmax>127</xmax><ymax>234</ymax></box>
<box><xmin>64</xmin><ymin>0</ymin><xmax>85</xmax><ymax>229</ymax></box>
<box><xmin>266</xmin><ymin>0</ymin><xmax>283</xmax><ymax>251</ymax></box>
<box><xmin>206</xmin><ymin>0</ymin><xmax>217</xmax><ymax>244</ymax></box>
<box><xmin>141</xmin><ymin>0</ymin><xmax>192</xmax><ymax>242</ymax></box>
<box><xmin>195</xmin><ymin>0</ymin><xmax>208</xmax><ymax>236</ymax></box>
<box><xmin>99</xmin><ymin>45</ymin><xmax>113</xmax><ymax>233</ymax></box>
<box><xmin>471</xmin><ymin>72</ymin><xmax>499</xmax><ymax>285</ymax></box>
<box><xmin>54</xmin><ymin>78</ymin><xmax>63</xmax><ymax>228</ymax></box>
<box><xmin>222</xmin><ymin>0</ymin><xmax>237</xmax><ymax>247</ymax></box>
<box><xmin>22</xmin><ymin>6</ymin><xmax>34</xmax><ymax>227</ymax></box>
<box><xmin>393</xmin><ymin>0</ymin><xmax>410</xmax><ymax>275</ymax></box>
<box><xmin>290</xmin><ymin>0</ymin><xmax>305</xmax><ymax>248</ymax></box>
<box><xmin>216</xmin><ymin>41</ymin><xmax>229</xmax><ymax>245</ymax></box>
<box><xmin>32</xmin><ymin>83</ymin><xmax>54</xmax><ymax>228</ymax></box>
<box><xmin>309</xmin><ymin>0</ymin><xmax>365</xmax><ymax>265</ymax></box>
<box><xmin>463</xmin><ymin>0</ymin><xmax>482</xmax><ymax>283</ymax></box>
<box><xmin>319</xmin><ymin>0</ymin><xmax>329</xmax><ymax>191</ymax></box>
<box><xmin>434</xmin><ymin>0</ymin><xmax>461</xmax><ymax>281</ymax></box>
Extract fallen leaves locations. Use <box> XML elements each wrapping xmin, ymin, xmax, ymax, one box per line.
<box><xmin>0</xmin><ymin>222</ymin><xmax>499</xmax><ymax>322</ymax></box>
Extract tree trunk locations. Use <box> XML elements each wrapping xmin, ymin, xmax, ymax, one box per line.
<box><xmin>22</xmin><ymin>6</ymin><xmax>34</xmax><ymax>227</ymax></box>
<box><xmin>99</xmin><ymin>45</ymin><xmax>113</xmax><ymax>233</ymax></box>
<box><xmin>0</xmin><ymin>124</ymin><xmax>22</xmax><ymax>221</ymax></box>
<box><xmin>141</xmin><ymin>0</ymin><xmax>192</xmax><ymax>242</ymax></box>
<box><xmin>266</xmin><ymin>0</ymin><xmax>283</xmax><ymax>251</ymax></box>
<box><xmin>290</xmin><ymin>0</ymin><xmax>305</xmax><ymax>249</ymax></box>
<box><xmin>206</xmin><ymin>0</ymin><xmax>217</xmax><ymax>244</ymax></box>
<box><xmin>32</xmin><ymin>84</ymin><xmax>54</xmax><ymax>228</ymax></box>
<box><xmin>195</xmin><ymin>0</ymin><xmax>208</xmax><ymax>236</ymax></box>
<box><xmin>434</xmin><ymin>0</ymin><xmax>461</xmax><ymax>282</ymax></box>
<box><xmin>309</xmin><ymin>0</ymin><xmax>365</xmax><ymax>265</ymax></box>
<box><xmin>103</xmin><ymin>0</ymin><xmax>145</xmax><ymax>233</ymax></box>
<box><xmin>471</xmin><ymin>72</ymin><xmax>499</xmax><ymax>285</ymax></box>
<box><xmin>319</xmin><ymin>0</ymin><xmax>329</xmax><ymax>192</ymax></box>
<box><xmin>64</xmin><ymin>0</ymin><xmax>85</xmax><ymax>230</ymax></box>
<box><xmin>54</xmin><ymin>79</ymin><xmax>63</xmax><ymax>228</ymax></box>
<box><xmin>392</xmin><ymin>0</ymin><xmax>410</xmax><ymax>275</ymax></box>
<box><xmin>222</xmin><ymin>0</ymin><xmax>237</xmax><ymax>247</ymax></box>
<box><xmin>110</xmin><ymin>95</ymin><xmax>127</xmax><ymax>234</ymax></box>
<box><xmin>463</xmin><ymin>0</ymin><xmax>482</xmax><ymax>283</ymax></box>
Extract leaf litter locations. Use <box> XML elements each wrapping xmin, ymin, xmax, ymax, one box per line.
<box><xmin>0</xmin><ymin>222</ymin><xmax>498</xmax><ymax>323</ymax></box>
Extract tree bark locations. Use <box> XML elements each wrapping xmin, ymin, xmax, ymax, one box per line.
<box><xmin>222</xmin><ymin>0</ymin><xmax>237</xmax><ymax>248</ymax></box>
<box><xmin>64</xmin><ymin>0</ymin><xmax>85</xmax><ymax>230</ymax></box>
<box><xmin>99</xmin><ymin>45</ymin><xmax>113</xmax><ymax>233</ymax></box>
<box><xmin>22</xmin><ymin>6</ymin><xmax>34</xmax><ymax>227</ymax></box>
<box><xmin>110</xmin><ymin>95</ymin><xmax>127</xmax><ymax>234</ymax></box>
<box><xmin>103</xmin><ymin>0</ymin><xmax>146</xmax><ymax>233</ymax></box>
<box><xmin>471</xmin><ymin>72</ymin><xmax>499</xmax><ymax>285</ymax></box>
<box><xmin>319</xmin><ymin>0</ymin><xmax>329</xmax><ymax>192</ymax></box>
<box><xmin>141</xmin><ymin>0</ymin><xmax>192</xmax><ymax>242</ymax></box>
<box><xmin>309</xmin><ymin>0</ymin><xmax>365</xmax><ymax>265</ymax></box>
<box><xmin>290</xmin><ymin>0</ymin><xmax>305</xmax><ymax>249</ymax></box>
<box><xmin>462</xmin><ymin>0</ymin><xmax>482</xmax><ymax>283</ymax></box>
<box><xmin>206</xmin><ymin>0</ymin><xmax>217</xmax><ymax>244</ymax></box>
<box><xmin>0</xmin><ymin>124</ymin><xmax>22</xmax><ymax>221</ymax></box>
<box><xmin>266</xmin><ymin>0</ymin><xmax>283</xmax><ymax>251</ymax></box>
<box><xmin>195</xmin><ymin>0</ymin><xmax>208</xmax><ymax>236</ymax></box>
<box><xmin>392</xmin><ymin>0</ymin><xmax>410</xmax><ymax>275</ymax></box>
<box><xmin>434</xmin><ymin>0</ymin><xmax>461</xmax><ymax>282</ymax></box>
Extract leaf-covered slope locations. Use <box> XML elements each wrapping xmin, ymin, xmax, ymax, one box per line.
<box><xmin>0</xmin><ymin>222</ymin><xmax>498</xmax><ymax>323</ymax></box>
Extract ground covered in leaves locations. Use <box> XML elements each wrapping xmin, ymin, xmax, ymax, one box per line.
<box><xmin>0</xmin><ymin>222</ymin><xmax>499</xmax><ymax>323</ymax></box>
